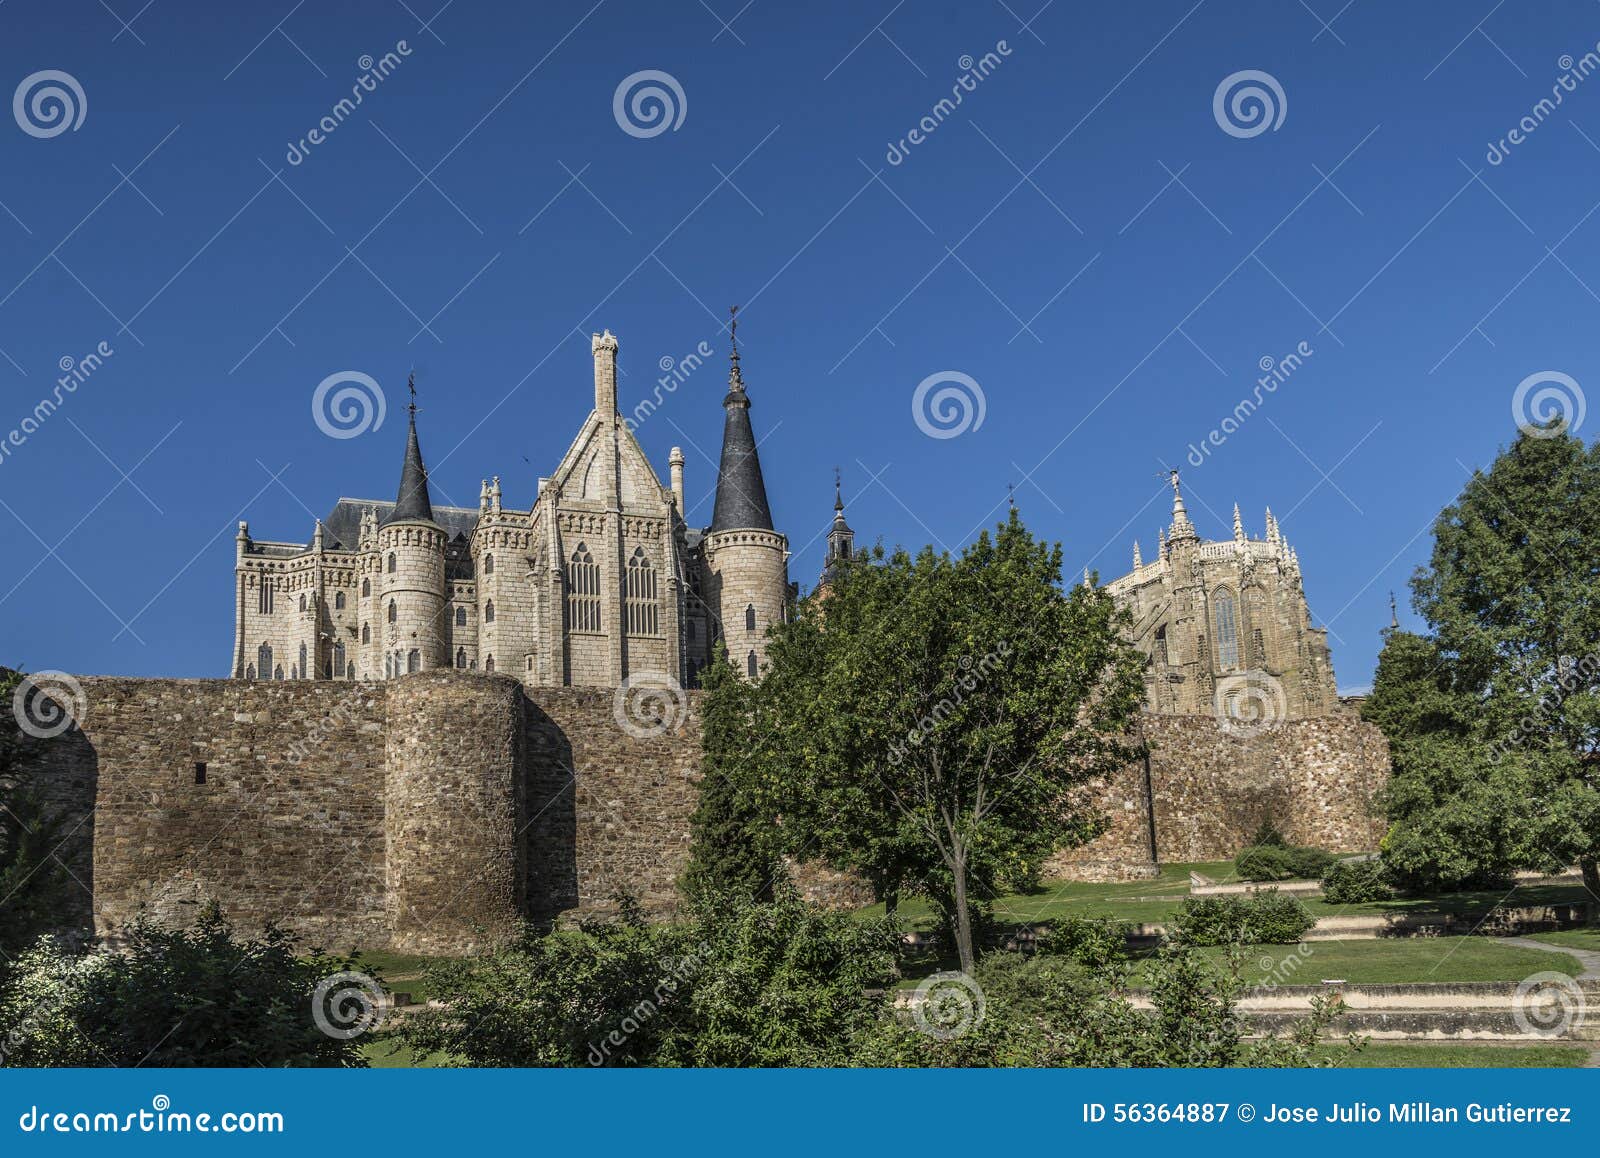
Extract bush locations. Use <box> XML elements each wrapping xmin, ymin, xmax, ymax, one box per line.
<box><xmin>1041</xmin><ymin>916</ymin><xmax>1130</xmax><ymax>967</ymax></box>
<box><xmin>0</xmin><ymin>904</ymin><xmax>368</xmax><ymax>1067</ymax></box>
<box><xmin>1248</xmin><ymin>820</ymin><xmax>1289</xmax><ymax>848</ymax></box>
<box><xmin>1235</xmin><ymin>843</ymin><xmax>1336</xmax><ymax>882</ymax></box>
<box><xmin>1320</xmin><ymin>858</ymin><xmax>1394</xmax><ymax>904</ymax></box>
<box><xmin>1171</xmin><ymin>890</ymin><xmax>1316</xmax><ymax>946</ymax></box>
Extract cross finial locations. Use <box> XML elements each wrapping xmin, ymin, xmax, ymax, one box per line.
<box><xmin>728</xmin><ymin>304</ymin><xmax>744</xmax><ymax>390</ymax></box>
<box><xmin>407</xmin><ymin>370</ymin><xmax>418</xmax><ymax>418</ymax></box>
<box><xmin>833</xmin><ymin>465</ymin><xmax>843</xmax><ymax>511</ymax></box>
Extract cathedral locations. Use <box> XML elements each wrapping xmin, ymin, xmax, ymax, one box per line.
<box><xmin>1104</xmin><ymin>472</ymin><xmax>1339</xmax><ymax>721</ymax></box>
<box><xmin>230</xmin><ymin>323</ymin><xmax>791</xmax><ymax>688</ymax></box>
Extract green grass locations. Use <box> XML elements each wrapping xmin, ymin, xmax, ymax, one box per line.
<box><xmin>1156</xmin><ymin>938</ymin><xmax>1585</xmax><ymax>986</ymax></box>
<box><xmin>351</xmin><ymin>950</ymin><xmax>453</xmax><ymax>1005</ymax></box>
<box><xmin>1306</xmin><ymin>881</ymin><xmax>1594</xmax><ymax>920</ymax></box>
<box><xmin>1527</xmin><ymin>927</ymin><xmax>1600</xmax><ymax>953</ymax></box>
<box><xmin>1314</xmin><ymin>1042</ymin><xmax>1590</xmax><ymax>1068</ymax></box>
<box><xmin>359</xmin><ymin>1035</ymin><xmax>453</xmax><ymax>1068</ymax></box>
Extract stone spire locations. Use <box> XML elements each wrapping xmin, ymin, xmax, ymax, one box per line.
<box><xmin>1167</xmin><ymin>469</ymin><xmax>1197</xmax><ymax>543</ymax></box>
<box><xmin>1265</xmin><ymin>507</ymin><xmax>1280</xmax><ymax>546</ymax></box>
<box><xmin>825</xmin><ymin>468</ymin><xmax>855</xmax><ymax>574</ymax></box>
<box><xmin>1232</xmin><ymin>502</ymin><xmax>1244</xmax><ymax>543</ymax></box>
<box><xmin>387</xmin><ymin>375</ymin><xmax>435</xmax><ymax>524</ymax></box>
<box><xmin>709</xmin><ymin>306</ymin><xmax>775</xmax><ymax>533</ymax></box>
<box><xmin>1132</xmin><ymin>540</ymin><xmax>1142</xmax><ymax>568</ymax></box>
<box><xmin>1158</xmin><ymin>527</ymin><xmax>1167</xmax><ymax>560</ymax></box>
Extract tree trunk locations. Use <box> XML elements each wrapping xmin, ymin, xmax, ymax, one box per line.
<box><xmin>951</xmin><ymin>847</ymin><xmax>976</xmax><ymax>974</ymax></box>
<box><xmin>883</xmin><ymin>880</ymin><xmax>899</xmax><ymax>917</ymax></box>
<box><xmin>1582</xmin><ymin>857</ymin><xmax>1599</xmax><ymax>919</ymax></box>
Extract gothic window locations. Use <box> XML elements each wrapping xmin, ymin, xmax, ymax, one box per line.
<box><xmin>484</xmin><ymin>553</ymin><xmax>494</xmax><ymax>574</ymax></box>
<box><xmin>274</xmin><ymin>665</ymin><xmax>284</xmax><ymax>681</ymax></box>
<box><xmin>484</xmin><ymin>655</ymin><xmax>495</xmax><ymax>673</ymax></box>
<box><xmin>332</xmin><ymin>643</ymin><xmax>346</xmax><ymax>676</ymax></box>
<box><xmin>388</xmin><ymin>601</ymin><xmax>397</xmax><ymax>624</ymax></box>
<box><xmin>346</xmin><ymin>661</ymin><xmax>355</xmax><ymax>680</ymax></box>
<box><xmin>485</xmin><ymin>600</ymin><xmax>496</xmax><ymax>624</ymax></box>
<box><xmin>1154</xmin><ymin>625</ymin><xmax>1168</xmax><ymax>666</ymax></box>
<box><xmin>407</xmin><ymin>649</ymin><xmax>420</xmax><ymax>673</ymax></box>
<box><xmin>745</xmin><ymin>603</ymin><xmax>756</xmax><ymax>633</ymax></box>
<box><xmin>299</xmin><ymin>643</ymin><xmax>308</xmax><ymax>677</ymax></box>
<box><xmin>456</xmin><ymin>648</ymin><xmax>467</xmax><ymax>669</ymax></box>
<box><xmin>362</xmin><ymin>578</ymin><xmax>370</xmax><ymax>596</ymax></box>
<box><xmin>567</xmin><ymin>543</ymin><xmax>601</xmax><ymax>633</ymax></box>
<box><xmin>335</xmin><ymin>591</ymin><xmax>345</xmax><ymax>610</ymax></box>
<box><xmin>245</xmin><ymin>664</ymin><xmax>256</xmax><ymax>680</ymax></box>
<box><xmin>625</xmin><ymin>548</ymin><xmax>659</xmax><ymax>635</ymax></box>
<box><xmin>1213</xmin><ymin>590</ymin><xmax>1240</xmax><ymax>671</ymax></box>
<box><xmin>257</xmin><ymin>643</ymin><xmax>272</xmax><ymax>677</ymax></box>
<box><xmin>747</xmin><ymin>651</ymin><xmax>758</xmax><ymax>679</ymax></box>
<box><xmin>387</xmin><ymin>553</ymin><xmax>396</xmax><ymax>574</ymax></box>
<box><xmin>455</xmin><ymin>606</ymin><xmax>467</xmax><ymax>627</ymax></box>
<box><xmin>258</xmin><ymin>582</ymin><xmax>273</xmax><ymax>614</ymax></box>
<box><xmin>299</xmin><ymin>594</ymin><xmax>307</xmax><ymax>612</ymax></box>
<box><xmin>362</xmin><ymin>623</ymin><xmax>370</xmax><ymax>643</ymax></box>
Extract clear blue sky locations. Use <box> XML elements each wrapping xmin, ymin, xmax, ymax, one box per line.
<box><xmin>1</xmin><ymin>0</ymin><xmax>1595</xmax><ymax>690</ymax></box>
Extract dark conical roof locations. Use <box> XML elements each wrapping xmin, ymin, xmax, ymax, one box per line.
<box><xmin>385</xmin><ymin>404</ymin><xmax>435</xmax><ymax>525</ymax></box>
<box><xmin>709</xmin><ymin>313</ymin><xmax>774</xmax><ymax>532</ymax></box>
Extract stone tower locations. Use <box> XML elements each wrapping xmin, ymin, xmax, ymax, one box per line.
<box><xmin>703</xmin><ymin>310</ymin><xmax>789</xmax><ymax>680</ymax></box>
<box><xmin>823</xmin><ymin>471</ymin><xmax>854</xmax><ymax>581</ymax></box>
<box><xmin>378</xmin><ymin>389</ymin><xmax>448</xmax><ymax>676</ymax></box>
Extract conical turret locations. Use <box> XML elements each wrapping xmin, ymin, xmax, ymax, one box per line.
<box><xmin>709</xmin><ymin>307</ymin><xmax>774</xmax><ymax>533</ymax></box>
<box><xmin>387</xmin><ymin>378</ymin><xmax>434</xmax><ymax>525</ymax></box>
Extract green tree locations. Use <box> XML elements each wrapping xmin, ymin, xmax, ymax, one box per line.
<box><xmin>754</xmin><ymin>510</ymin><xmax>1148</xmax><ymax>972</ymax></box>
<box><xmin>1367</xmin><ymin>425</ymin><xmax>1600</xmax><ymax>894</ymax></box>
<box><xmin>682</xmin><ymin>645</ymin><xmax>781</xmax><ymax>904</ymax></box>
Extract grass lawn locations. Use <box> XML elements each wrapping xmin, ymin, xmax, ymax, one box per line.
<box><xmin>1161</xmin><ymin>938</ymin><xmax>1585</xmax><ymax>986</ymax></box>
<box><xmin>1314</xmin><ymin>1042</ymin><xmax>1590</xmax><ymax>1068</ymax></box>
<box><xmin>360</xmin><ymin>1036</ymin><xmax>454</xmax><ymax>1068</ymax></box>
<box><xmin>351</xmin><ymin>950</ymin><xmax>450</xmax><ymax>1004</ymax></box>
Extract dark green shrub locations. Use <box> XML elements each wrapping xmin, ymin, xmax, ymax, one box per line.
<box><xmin>1234</xmin><ymin>846</ymin><xmax>1295</xmax><ymax>881</ymax></box>
<box><xmin>1172</xmin><ymin>890</ymin><xmax>1316</xmax><ymax>946</ymax></box>
<box><xmin>1042</xmin><ymin>916</ymin><xmax>1130</xmax><ymax>967</ymax></box>
<box><xmin>1320</xmin><ymin>858</ymin><xmax>1394</xmax><ymax>904</ymax></box>
<box><xmin>1286</xmin><ymin>846</ymin><xmax>1337</xmax><ymax>879</ymax></box>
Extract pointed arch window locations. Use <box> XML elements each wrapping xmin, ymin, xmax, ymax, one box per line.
<box><xmin>567</xmin><ymin>542</ymin><xmax>601</xmax><ymax>633</ymax></box>
<box><xmin>335</xmin><ymin>591</ymin><xmax>346</xmax><ymax>610</ymax></box>
<box><xmin>245</xmin><ymin>664</ymin><xmax>256</xmax><ymax>680</ymax></box>
<box><xmin>455</xmin><ymin>606</ymin><xmax>467</xmax><ymax>627</ymax></box>
<box><xmin>1213</xmin><ymin>590</ymin><xmax>1240</xmax><ymax>672</ymax></box>
<box><xmin>407</xmin><ymin>649</ymin><xmax>420</xmax><ymax>673</ymax></box>
<box><xmin>299</xmin><ymin>643</ymin><xmax>308</xmax><ymax>678</ymax></box>
<box><xmin>625</xmin><ymin>548</ymin><xmax>659</xmax><ymax>635</ymax></box>
<box><xmin>484</xmin><ymin>655</ymin><xmax>495</xmax><ymax>673</ymax></box>
<box><xmin>362</xmin><ymin>578</ymin><xmax>370</xmax><ymax>597</ymax></box>
<box><xmin>332</xmin><ymin>642</ymin><xmax>346</xmax><ymax>677</ymax></box>
<box><xmin>346</xmin><ymin>661</ymin><xmax>355</xmax><ymax>680</ymax></box>
<box><xmin>257</xmin><ymin>643</ymin><xmax>273</xmax><ymax>677</ymax></box>
<box><xmin>456</xmin><ymin>648</ymin><xmax>467</xmax><ymax>669</ymax></box>
<box><xmin>299</xmin><ymin>594</ymin><xmax>307</xmax><ymax>612</ymax></box>
<box><xmin>484</xmin><ymin>554</ymin><xmax>494</xmax><ymax>574</ymax></box>
<box><xmin>387</xmin><ymin>553</ymin><xmax>397</xmax><ymax>574</ymax></box>
<box><xmin>745</xmin><ymin>603</ymin><xmax>756</xmax><ymax>633</ymax></box>
<box><xmin>362</xmin><ymin>622</ymin><xmax>370</xmax><ymax>643</ymax></box>
<box><xmin>747</xmin><ymin>650</ymin><xmax>758</xmax><ymax>679</ymax></box>
<box><xmin>485</xmin><ymin>600</ymin><xmax>496</xmax><ymax>624</ymax></box>
<box><xmin>274</xmin><ymin>665</ymin><xmax>284</xmax><ymax>681</ymax></box>
<box><xmin>258</xmin><ymin>581</ymin><xmax>273</xmax><ymax>614</ymax></box>
<box><xmin>388</xmin><ymin>601</ymin><xmax>397</xmax><ymax>625</ymax></box>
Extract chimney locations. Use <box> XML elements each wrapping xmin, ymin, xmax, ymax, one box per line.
<box><xmin>592</xmin><ymin>330</ymin><xmax>618</xmax><ymax>415</ymax></box>
<box><xmin>669</xmin><ymin>446</ymin><xmax>685</xmax><ymax>511</ymax></box>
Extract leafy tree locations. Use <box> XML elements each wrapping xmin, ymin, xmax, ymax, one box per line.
<box><xmin>0</xmin><ymin>903</ymin><xmax>369</xmax><ymax>1067</ymax></box>
<box><xmin>399</xmin><ymin>889</ymin><xmax>899</xmax><ymax>1067</ymax></box>
<box><xmin>682</xmin><ymin>645</ymin><xmax>781</xmax><ymax>904</ymax></box>
<box><xmin>753</xmin><ymin>510</ymin><xmax>1148</xmax><ymax>972</ymax></box>
<box><xmin>1367</xmin><ymin>425</ymin><xmax>1600</xmax><ymax>893</ymax></box>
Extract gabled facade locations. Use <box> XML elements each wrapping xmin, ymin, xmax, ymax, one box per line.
<box><xmin>231</xmin><ymin>328</ymin><xmax>791</xmax><ymax>687</ymax></box>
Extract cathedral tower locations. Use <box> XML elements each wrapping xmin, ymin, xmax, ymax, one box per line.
<box><xmin>377</xmin><ymin>386</ymin><xmax>448</xmax><ymax>676</ymax></box>
<box><xmin>702</xmin><ymin>309</ymin><xmax>789</xmax><ymax>679</ymax></box>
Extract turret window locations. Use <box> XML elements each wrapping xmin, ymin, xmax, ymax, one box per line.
<box><xmin>387</xmin><ymin>553</ymin><xmax>396</xmax><ymax>574</ymax></box>
<box><xmin>745</xmin><ymin>603</ymin><xmax>756</xmax><ymax>633</ymax></box>
<box><xmin>484</xmin><ymin>655</ymin><xmax>495</xmax><ymax>673</ymax></box>
<box><xmin>332</xmin><ymin>643</ymin><xmax>346</xmax><ymax>676</ymax></box>
<box><xmin>747</xmin><ymin>650</ymin><xmax>758</xmax><ymax>679</ymax></box>
<box><xmin>455</xmin><ymin>606</ymin><xmax>467</xmax><ymax>627</ymax></box>
<box><xmin>388</xmin><ymin>601</ymin><xmax>397</xmax><ymax>624</ymax></box>
<box><xmin>335</xmin><ymin>591</ymin><xmax>346</xmax><ymax>610</ymax></box>
<box><xmin>298</xmin><ymin>643</ymin><xmax>308</xmax><ymax>677</ymax></box>
<box><xmin>245</xmin><ymin>664</ymin><xmax>255</xmax><ymax>680</ymax></box>
<box><xmin>456</xmin><ymin>648</ymin><xmax>467</xmax><ymax>669</ymax></box>
<box><xmin>1213</xmin><ymin>590</ymin><xmax>1240</xmax><ymax>671</ymax></box>
<box><xmin>485</xmin><ymin>600</ymin><xmax>496</xmax><ymax>624</ymax></box>
<box><xmin>362</xmin><ymin>578</ymin><xmax>370</xmax><ymax>596</ymax></box>
<box><xmin>257</xmin><ymin>643</ymin><xmax>272</xmax><ymax>677</ymax></box>
<box><xmin>567</xmin><ymin>543</ymin><xmax>601</xmax><ymax>633</ymax></box>
<box><xmin>484</xmin><ymin>553</ymin><xmax>494</xmax><ymax>574</ymax></box>
<box><xmin>407</xmin><ymin>649</ymin><xmax>420</xmax><ymax>673</ymax></box>
<box><xmin>274</xmin><ymin>665</ymin><xmax>284</xmax><ymax>681</ymax></box>
<box><xmin>362</xmin><ymin>623</ymin><xmax>370</xmax><ymax>643</ymax></box>
<box><xmin>625</xmin><ymin>548</ymin><xmax>659</xmax><ymax>635</ymax></box>
<box><xmin>299</xmin><ymin>594</ymin><xmax>307</xmax><ymax>612</ymax></box>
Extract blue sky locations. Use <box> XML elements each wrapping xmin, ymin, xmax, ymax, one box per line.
<box><xmin>1</xmin><ymin>0</ymin><xmax>1596</xmax><ymax>689</ymax></box>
